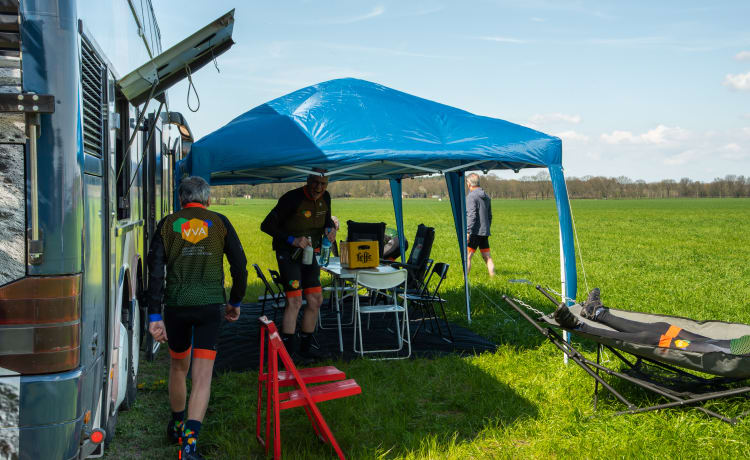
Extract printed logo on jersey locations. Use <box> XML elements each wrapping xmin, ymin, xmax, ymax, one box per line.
<box><xmin>674</xmin><ymin>339</ymin><xmax>690</xmax><ymax>349</ymax></box>
<box><xmin>304</xmin><ymin>210</ymin><xmax>312</xmax><ymax>218</ymax></box>
<box><xmin>173</xmin><ymin>217</ymin><xmax>213</xmax><ymax>244</ymax></box>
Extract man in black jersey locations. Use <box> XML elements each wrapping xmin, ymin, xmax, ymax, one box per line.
<box><xmin>147</xmin><ymin>176</ymin><xmax>247</xmax><ymax>460</ymax></box>
<box><xmin>261</xmin><ymin>173</ymin><xmax>336</xmax><ymax>361</ymax></box>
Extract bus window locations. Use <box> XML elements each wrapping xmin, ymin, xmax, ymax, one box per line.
<box><xmin>115</xmin><ymin>97</ymin><xmax>131</xmax><ymax>219</ymax></box>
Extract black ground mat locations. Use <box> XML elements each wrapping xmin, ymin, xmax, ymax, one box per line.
<box><xmin>214</xmin><ymin>301</ymin><xmax>497</xmax><ymax>373</ymax></box>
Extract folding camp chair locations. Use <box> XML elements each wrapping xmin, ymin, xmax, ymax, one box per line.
<box><xmin>401</xmin><ymin>262</ymin><xmax>453</xmax><ymax>343</ymax></box>
<box><xmin>256</xmin><ymin>316</ymin><xmax>361</xmax><ymax>459</ymax></box>
<box><xmin>386</xmin><ymin>224</ymin><xmax>434</xmax><ymax>292</ymax></box>
<box><xmin>254</xmin><ymin>264</ymin><xmax>285</xmax><ymax>321</ymax></box>
<box><xmin>353</xmin><ymin>269</ymin><xmax>411</xmax><ymax>359</ymax></box>
<box><xmin>503</xmin><ymin>286</ymin><xmax>750</xmax><ymax>425</ymax></box>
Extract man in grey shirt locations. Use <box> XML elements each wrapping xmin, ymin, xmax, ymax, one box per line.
<box><xmin>465</xmin><ymin>173</ymin><xmax>495</xmax><ymax>276</ymax></box>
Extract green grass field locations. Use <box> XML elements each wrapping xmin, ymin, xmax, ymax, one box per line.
<box><xmin>107</xmin><ymin>198</ymin><xmax>750</xmax><ymax>459</ymax></box>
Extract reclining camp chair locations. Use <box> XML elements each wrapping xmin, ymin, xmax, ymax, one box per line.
<box><xmin>503</xmin><ymin>286</ymin><xmax>750</xmax><ymax>425</ymax></box>
<box><xmin>385</xmin><ymin>224</ymin><xmax>435</xmax><ymax>292</ymax></box>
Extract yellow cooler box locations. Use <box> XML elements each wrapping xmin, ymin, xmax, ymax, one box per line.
<box><xmin>340</xmin><ymin>241</ymin><xmax>379</xmax><ymax>268</ymax></box>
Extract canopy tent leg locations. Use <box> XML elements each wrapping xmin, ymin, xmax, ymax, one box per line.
<box><xmin>445</xmin><ymin>171</ymin><xmax>470</xmax><ymax>323</ymax></box>
<box><xmin>389</xmin><ymin>178</ymin><xmax>406</xmax><ymax>263</ymax></box>
<box><xmin>549</xmin><ymin>164</ymin><xmax>577</xmax><ymax>364</ymax></box>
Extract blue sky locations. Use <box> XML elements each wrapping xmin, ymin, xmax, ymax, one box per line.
<box><xmin>152</xmin><ymin>1</ymin><xmax>750</xmax><ymax>182</ymax></box>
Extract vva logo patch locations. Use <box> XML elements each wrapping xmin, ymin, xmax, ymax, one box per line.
<box><xmin>173</xmin><ymin>217</ymin><xmax>212</xmax><ymax>243</ymax></box>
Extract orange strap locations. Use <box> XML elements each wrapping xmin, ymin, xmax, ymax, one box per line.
<box><xmin>170</xmin><ymin>346</ymin><xmax>192</xmax><ymax>360</ymax></box>
<box><xmin>303</xmin><ymin>286</ymin><xmax>322</xmax><ymax>295</ymax></box>
<box><xmin>285</xmin><ymin>289</ymin><xmax>302</xmax><ymax>298</ymax></box>
<box><xmin>658</xmin><ymin>325</ymin><xmax>682</xmax><ymax>348</ymax></box>
<box><xmin>193</xmin><ymin>348</ymin><xmax>217</xmax><ymax>360</ymax></box>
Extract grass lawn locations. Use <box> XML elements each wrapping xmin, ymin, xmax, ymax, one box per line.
<box><xmin>107</xmin><ymin>198</ymin><xmax>750</xmax><ymax>459</ymax></box>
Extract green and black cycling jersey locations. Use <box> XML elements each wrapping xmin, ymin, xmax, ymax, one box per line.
<box><xmin>260</xmin><ymin>186</ymin><xmax>334</xmax><ymax>251</ymax></box>
<box><xmin>146</xmin><ymin>203</ymin><xmax>248</xmax><ymax>314</ymax></box>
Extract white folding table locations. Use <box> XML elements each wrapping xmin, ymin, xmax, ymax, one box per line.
<box><xmin>320</xmin><ymin>257</ymin><xmax>399</xmax><ymax>352</ymax></box>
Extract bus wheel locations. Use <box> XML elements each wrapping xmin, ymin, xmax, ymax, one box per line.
<box><xmin>104</xmin><ymin>401</ymin><xmax>118</xmax><ymax>447</ymax></box>
<box><xmin>121</xmin><ymin>299</ymin><xmax>139</xmax><ymax>410</ymax></box>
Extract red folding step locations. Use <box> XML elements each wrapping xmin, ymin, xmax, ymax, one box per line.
<box><xmin>256</xmin><ymin>316</ymin><xmax>361</xmax><ymax>459</ymax></box>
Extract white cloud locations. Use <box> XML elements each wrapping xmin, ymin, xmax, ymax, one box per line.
<box><xmin>720</xmin><ymin>143</ymin><xmax>748</xmax><ymax>160</ymax></box>
<box><xmin>664</xmin><ymin>150</ymin><xmax>698</xmax><ymax>166</ymax></box>
<box><xmin>601</xmin><ymin>130</ymin><xmax>636</xmax><ymax>144</ymax></box>
<box><xmin>555</xmin><ymin>130</ymin><xmax>589</xmax><ymax>142</ymax></box>
<box><xmin>735</xmin><ymin>51</ymin><xmax>750</xmax><ymax>61</ymax></box>
<box><xmin>530</xmin><ymin>112</ymin><xmax>581</xmax><ymax>124</ymax></box>
<box><xmin>641</xmin><ymin>125</ymin><xmax>690</xmax><ymax>144</ymax></box>
<box><xmin>323</xmin><ymin>5</ymin><xmax>385</xmax><ymax>25</ymax></box>
<box><xmin>723</xmin><ymin>71</ymin><xmax>750</xmax><ymax>91</ymax></box>
<box><xmin>480</xmin><ymin>36</ymin><xmax>527</xmax><ymax>44</ymax></box>
<box><xmin>601</xmin><ymin>125</ymin><xmax>689</xmax><ymax>145</ymax></box>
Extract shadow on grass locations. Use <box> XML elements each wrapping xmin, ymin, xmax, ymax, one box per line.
<box><xmin>207</xmin><ymin>351</ymin><xmax>539</xmax><ymax>459</ymax></box>
<box><xmin>439</xmin><ymin>283</ymin><xmax>562</xmax><ymax>353</ymax></box>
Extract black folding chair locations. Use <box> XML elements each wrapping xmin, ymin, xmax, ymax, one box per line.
<box><xmin>401</xmin><ymin>262</ymin><xmax>453</xmax><ymax>343</ymax></box>
<box><xmin>253</xmin><ymin>264</ymin><xmax>285</xmax><ymax>322</ymax></box>
<box><xmin>346</xmin><ymin>220</ymin><xmax>386</xmax><ymax>260</ymax></box>
<box><xmin>386</xmin><ymin>224</ymin><xmax>435</xmax><ymax>293</ymax></box>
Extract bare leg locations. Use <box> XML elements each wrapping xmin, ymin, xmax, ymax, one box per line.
<box><xmin>282</xmin><ymin>295</ymin><xmax>303</xmax><ymax>334</ymax></box>
<box><xmin>186</xmin><ymin>357</ymin><xmax>215</xmax><ymax>422</ymax></box>
<box><xmin>467</xmin><ymin>249</ymin><xmax>475</xmax><ymax>273</ymax></box>
<box><xmin>302</xmin><ymin>291</ymin><xmax>323</xmax><ymax>333</ymax></box>
<box><xmin>169</xmin><ymin>354</ymin><xmax>191</xmax><ymax>412</ymax></box>
<box><xmin>480</xmin><ymin>250</ymin><xmax>495</xmax><ymax>277</ymax></box>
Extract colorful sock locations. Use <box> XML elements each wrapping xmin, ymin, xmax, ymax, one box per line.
<box><xmin>182</xmin><ymin>419</ymin><xmax>202</xmax><ymax>453</ymax></box>
<box><xmin>184</xmin><ymin>419</ymin><xmax>202</xmax><ymax>438</ymax></box>
<box><xmin>172</xmin><ymin>410</ymin><xmax>185</xmax><ymax>423</ymax></box>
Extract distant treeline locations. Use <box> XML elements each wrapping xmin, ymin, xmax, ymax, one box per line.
<box><xmin>212</xmin><ymin>173</ymin><xmax>750</xmax><ymax>200</ymax></box>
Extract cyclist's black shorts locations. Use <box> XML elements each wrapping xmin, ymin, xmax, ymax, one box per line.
<box><xmin>275</xmin><ymin>249</ymin><xmax>322</xmax><ymax>298</ymax></box>
<box><xmin>164</xmin><ymin>303</ymin><xmax>222</xmax><ymax>360</ymax></box>
<box><xmin>467</xmin><ymin>235</ymin><xmax>490</xmax><ymax>252</ymax></box>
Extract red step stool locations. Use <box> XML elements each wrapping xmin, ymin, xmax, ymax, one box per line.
<box><xmin>256</xmin><ymin>316</ymin><xmax>361</xmax><ymax>459</ymax></box>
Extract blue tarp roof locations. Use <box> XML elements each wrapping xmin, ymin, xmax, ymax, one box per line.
<box><xmin>177</xmin><ymin>78</ymin><xmax>577</xmax><ymax>319</ymax></box>
<box><xmin>182</xmin><ymin>78</ymin><xmax>562</xmax><ymax>184</ymax></box>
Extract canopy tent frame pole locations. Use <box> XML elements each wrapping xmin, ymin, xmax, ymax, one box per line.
<box><xmin>548</xmin><ymin>164</ymin><xmax>577</xmax><ymax>364</ymax></box>
<box><xmin>445</xmin><ymin>171</ymin><xmax>471</xmax><ymax>323</ymax></box>
<box><xmin>389</xmin><ymin>178</ymin><xmax>407</xmax><ymax>263</ymax></box>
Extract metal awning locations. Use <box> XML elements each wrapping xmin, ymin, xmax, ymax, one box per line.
<box><xmin>118</xmin><ymin>9</ymin><xmax>235</xmax><ymax>106</ymax></box>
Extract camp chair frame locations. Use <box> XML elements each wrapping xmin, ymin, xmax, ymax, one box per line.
<box><xmin>256</xmin><ymin>316</ymin><xmax>361</xmax><ymax>459</ymax></box>
<box><xmin>401</xmin><ymin>262</ymin><xmax>453</xmax><ymax>343</ymax></box>
<box><xmin>385</xmin><ymin>224</ymin><xmax>435</xmax><ymax>292</ymax></box>
<box><xmin>502</xmin><ymin>289</ymin><xmax>750</xmax><ymax>425</ymax></box>
<box><xmin>254</xmin><ymin>264</ymin><xmax>285</xmax><ymax>321</ymax></box>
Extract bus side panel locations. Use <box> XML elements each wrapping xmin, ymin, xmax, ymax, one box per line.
<box><xmin>82</xmin><ymin>172</ymin><xmax>106</xmax><ymax>370</ymax></box>
<box><xmin>18</xmin><ymin>368</ymin><xmax>84</xmax><ymax>460</ymax></box>
<box><xmin>21</xmin><ymin>0</ymin><xmax>84</xmax><ymax>276</ymax></box>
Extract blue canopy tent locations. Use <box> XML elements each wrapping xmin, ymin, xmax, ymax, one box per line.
<box><xmin>177</xmin><ymin>78</ymin><xmax>576</xmax><ymax>321</ymax></box>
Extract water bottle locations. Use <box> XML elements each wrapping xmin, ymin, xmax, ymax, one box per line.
<box><xmin>319</xmin><ymin>237</ymin><xmax>331</xmax><ymax>267</ymax></box>
<box><xmin>302</xmin><ymin>236</ymin><xmax>314</xmax><ymax>265</ymax></box>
